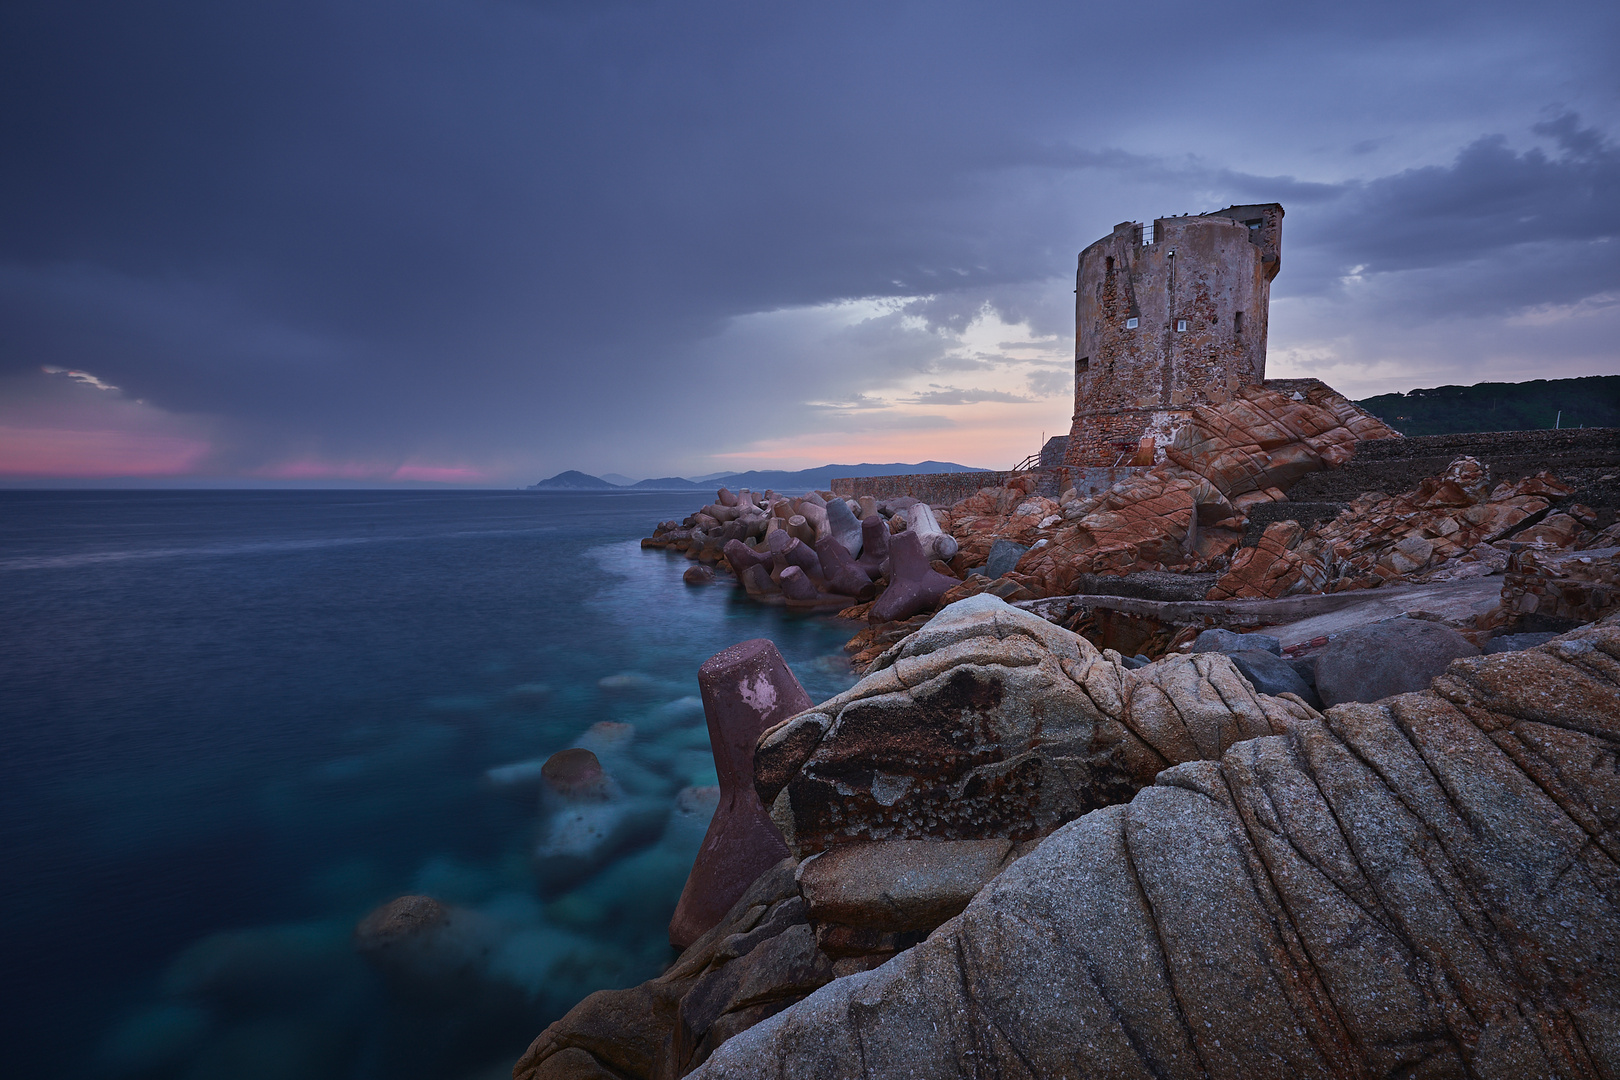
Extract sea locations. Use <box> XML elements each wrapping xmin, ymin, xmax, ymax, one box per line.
<box><xmin>0</xmin><ymin>490</ymin><xmax>859</xmax><ymax>1080</ymax></box>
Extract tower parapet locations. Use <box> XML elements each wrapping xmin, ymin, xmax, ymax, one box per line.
<box><xmin>1065</xmin><ymin>204</ymin><xmax>1283</xmax><ymax>467</ymax></box>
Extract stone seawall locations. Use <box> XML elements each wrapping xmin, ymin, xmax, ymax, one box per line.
<box><xmin>831</xmin><ymin>466</ymin><xmax>1148</xmax><ymax>505</ymax></box>
<box><xmin>1288</xmin><ymin>427</ymin><xmax>1620</xmax><ymax>510</ymax></box>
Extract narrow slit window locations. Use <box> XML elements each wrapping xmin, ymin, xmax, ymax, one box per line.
<box><xmin>1125</xmin><ymin>317</ymin><xmax>1139</xmax><ymax>329</ymax></box>
<box><xmin>1175</xmin><ymin>319</ymin><xmax>1187</xmax><ymax>332</ymax></box>
<box><xmin>1234</xmin><ymin>311</ymin><xmax>1244</xmax><ymax>334</ymax></box>
<box><xmin>1077</xmin><ymin>357</ymin><xmax>1090</xmax><ymax>374</ymax></box>
<box><xmin>1105</xmin><ymin>256</ymin><xmax>1114</xmax><ymax>272</ymax></box>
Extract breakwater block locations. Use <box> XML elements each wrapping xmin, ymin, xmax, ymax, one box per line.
<box><xmin>668</xmin><ymin>639</ymin><xmax>811</xmax><ymax>949</ymax></box>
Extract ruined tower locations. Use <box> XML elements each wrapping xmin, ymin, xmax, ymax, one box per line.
<box><xmin>1064</xmin><ymin>204</ymin><xmax>1283</xmax><ymax>467</ymax></box>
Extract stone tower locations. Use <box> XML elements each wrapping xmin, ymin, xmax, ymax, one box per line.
<box><xmin>1064</xmin><ymin>204</ymin><xmax>1283</xmax><ymax>467</ymax></box>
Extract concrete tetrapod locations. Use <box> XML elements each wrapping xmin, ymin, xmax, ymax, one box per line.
<box><xmin>721</xmin><ymin>539</ymin><xmax>770</xmax><ymax>582</ymax></box>
<box><xmin>855</xmin><ymin>515</ymin><xmax>890</xmax><ymax>580</ymax></box>
<box><xmin>824</xmin><ymin>497</ymin><xmax>864</xmax><ymax>558</ymax></box>
<box><xmin>776</xmin><ymin>565</ymin><xmax>821</xmax><ymax>602</ymax></box>
<box><xmin>814</xmin><ymin>535</ymin><xmax>876</xmax><ymax>601</ymax></box>
<box><xmin>769</xmin><ymin>536</ymin><xmax>821</xmax><ymax>578</ymax></box>
<box><xmin>905</xmin><ymin>502</ymin><xmax>958</xmax><ymax>562</ymax></box>
<box><xmin>667</xmin><ymin>640</ymin><xmax>812</xmax><ymax>950</ymax></box>
<box><xmin>868</xmin><ymin>530</ymin><xmax>959</xmax><ymax>623</ymax></box>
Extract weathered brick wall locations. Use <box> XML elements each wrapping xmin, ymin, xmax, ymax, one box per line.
<box><xmin>831</xmin><ymin>472</ymin><xmax>1020</xmax><ymax>505</ymax></box>
<box><xmin>831</xmin><ymin>466</ymin><xmax>1149</xmax><ymax>505</ymax></box>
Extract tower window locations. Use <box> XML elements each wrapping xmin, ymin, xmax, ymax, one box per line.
<box><xmin>1077</xmin><ymin>357</ymin><xmax>1090</xmax><ymax>374</ymax></box>
<box><xmin>1125</xmin><ymin>317</ymin><xmax>1139</xmax><ymax>329</ymax></box>
<box><xmin>1175</xmin><ymin>319</ymin><xmax>1187</xmax><ymax>332</ymax></box>
<box><xmin>1105</xmin><ymin>256</ymin><xmax>1114</xmax><ymax>272</ymax></box>
<box><xmin>1234</xmin><ymin>311</ymin><xmax>1244</xmax><ymax>333</ymax></box>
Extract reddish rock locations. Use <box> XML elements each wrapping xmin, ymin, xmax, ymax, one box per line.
<box><xmin>668</xmin><ymin>640</ymin><xmax>811</xmax><ymax>950</ymax></box>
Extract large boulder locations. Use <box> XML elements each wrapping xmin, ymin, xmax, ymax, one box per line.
<box><xmin>1009</xmin><ymin>469</ymin><xmax>1244</xmax><ymax>596</ymax></box>
<box><xmin>690</xmin><ymin>617</ymin><xmax>1620</xmax><ymax>1079</ymax></box>
<box><xmin>1312</xmin><ymin>618</ymin><xmax>1481</xmax><ymax>707</ymax></box>
<box><xmin>1164</xmin><ymin>382</ymin><xmax>1400</xmax><ymax>505</ymax></box>
<box><xmin>756</xmin><ymin>595</ymin><xmax>1314</xmax><ymax>856</ymax></box>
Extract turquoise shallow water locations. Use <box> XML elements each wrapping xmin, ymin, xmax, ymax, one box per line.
<box><xmin>0</xmin><ymin>490</ymin><xmax>857</xmax><ymax>1079</ymax></box>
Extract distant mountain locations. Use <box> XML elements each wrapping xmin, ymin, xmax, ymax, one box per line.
<box><xmin>529</xmin><ymin>460</ymin><xmax>990</xmax><ymax>493</ymax></box>
<box><xmin>599</xmin><ymin>473</ymin><xmax>638</xmax><ymax>487</ymax></box>
<box><xmin>631</xmin><ymin>476</ymin><xmax>705</xmax><ymax>489</ymax></box>
<box><xmin>712</xmin><ymin>461</ymin><xmax>989</xmax><ymax>492</ymax></box>
<box><xmin>527</xmin><ymin>470</ymin><xmax>620</xmax><ymax>490</ymax></box>
<box><xmin>1355</xmin><ymin>376</ymin><xmax>1620</xmax><ymax>437</ymax></box>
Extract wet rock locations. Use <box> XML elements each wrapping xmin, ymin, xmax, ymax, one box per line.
<box><xmin>1313</xmin><ymin>618</ymin><xmax>1481</xmax><ymax>707</ymax></box>
<box><xmin>682</xmin><ymin>565</ymin><xmax>715</xmax><ymax>585</ymax></box>
<box><xmin>983</xmin><ymin>538</ymin><xmax>1028</xmax><ymax>579</ymax></box>
<box><xmin>866</xmin><ymin>531</ymin><xmax>958</xmax><ymax>624</ymax></box>
<box><xmin>1483</xmin><ymin>631</ymin><xmax>1562</xmax><ymax>653</ymax></box>
<box><xmin>1226</xmin><ymin>649</ymin><xmax>1321</xmax><ymax>709</ymax></box>
<box><xmin>668</xmin><ymin>640</ymin><xmax>811</xmax><ymax>950</ymax></box>
<box><xmin>1192</xmin><ymin>627</ymin><xmax>1281</xmax><ymax>656</ymax></box>
<box><xmin>690</xmin><ymin>619</ymin><xmax>1620</xmax><ymax>1080</ymax></box>
<box><xmin>757</xmin><ymin>595</ymin><xmax>1313</xmax><ymax>856</ymax></box>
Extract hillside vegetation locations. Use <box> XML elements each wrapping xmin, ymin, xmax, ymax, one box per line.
<box><xmin>1355</xmin><ymin>375</ymin><xmax>1620</xmax><ymax>436</ymax></box>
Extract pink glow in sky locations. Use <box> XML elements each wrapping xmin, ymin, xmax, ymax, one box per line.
<box><xmin>253</xmin><ymin>459</ymin><xmax>491</xmax><ymax>483</ymax></box>
<box><xmin>0</xmin><ymin>425</ymin><xmax>213</xmax><ymax>477</ymax></box>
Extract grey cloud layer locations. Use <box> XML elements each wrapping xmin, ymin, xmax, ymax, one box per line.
<box><xmin>1</xmin><ymin>0</ymin><xmax>1616</xmax><ymax>478</ymax></box>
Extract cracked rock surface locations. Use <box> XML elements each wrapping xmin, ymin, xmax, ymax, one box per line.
<box><xmin>691</xmin><ymin>613</ymin><xmax>1620</xmax><ymax>1080</ymax></box>
<box><xmin>756</xmin><ymin>594</ymin><xmax>1315</xmax><ymax>856</ymax></box>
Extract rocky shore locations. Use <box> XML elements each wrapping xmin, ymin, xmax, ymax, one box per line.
<box><xmin>514</xmin><ymin>595</ymin><xmax>1620</xmax><ymax>1078</ymax></box>
<box><xmin>643</xmin><ymin>386</ymin><xmax>1617</xmax><ymax>676</ymax></box>
<box><xmin>503</xmin><ymin>394</ymin><xmax>1620</xmax><ymax>1077</ymax></box>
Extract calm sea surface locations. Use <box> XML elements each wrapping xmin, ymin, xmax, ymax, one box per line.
<box><xmin>0</xmin><ymin>490</ymin><xmax>857</xmax><ymax>1079</ymax></box>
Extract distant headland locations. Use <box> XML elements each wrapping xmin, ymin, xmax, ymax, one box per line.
<box><xmin>527</xmin><ymin>461</ymin><xmax>991</xmax><ymax>493</ymax></box>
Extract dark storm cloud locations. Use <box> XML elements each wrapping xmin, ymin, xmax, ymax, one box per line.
<box><xmin>1290</xmin><ymin>112</ymin><xmax>1620</xmax><ymax>276</ymax></box>
<box><xmin>2</xmin><ymin>0</ymin><xmax>1617</xmax><ymax>479</ymax></box>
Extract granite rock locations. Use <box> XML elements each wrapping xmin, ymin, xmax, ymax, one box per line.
<box><xmin>757</xmin><ymin>595</ymin><xmax>1314</xmax><ymax>855</ymax></box>
<box><xmin>691</xmin><ymin>618</ymin><xmax>1620</xmax><ymax>1080</ymax></box>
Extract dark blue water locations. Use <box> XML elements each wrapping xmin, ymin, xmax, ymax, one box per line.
<box><xmin>0</xmin><ymin>490</ymin><xmax>857</xmax><ymax>1080</ymax></box>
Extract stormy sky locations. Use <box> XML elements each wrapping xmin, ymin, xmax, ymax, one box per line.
<box><xmin>2</xmin><ymin>0</ymin><xmax>1616</xmax><ymax>485</ymax></box>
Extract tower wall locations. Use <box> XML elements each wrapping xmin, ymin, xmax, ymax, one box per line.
<box><xmin>1065</xmin><ymin>204</ymin><xmax>1283</xmax><ymax>467</ymax></box>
